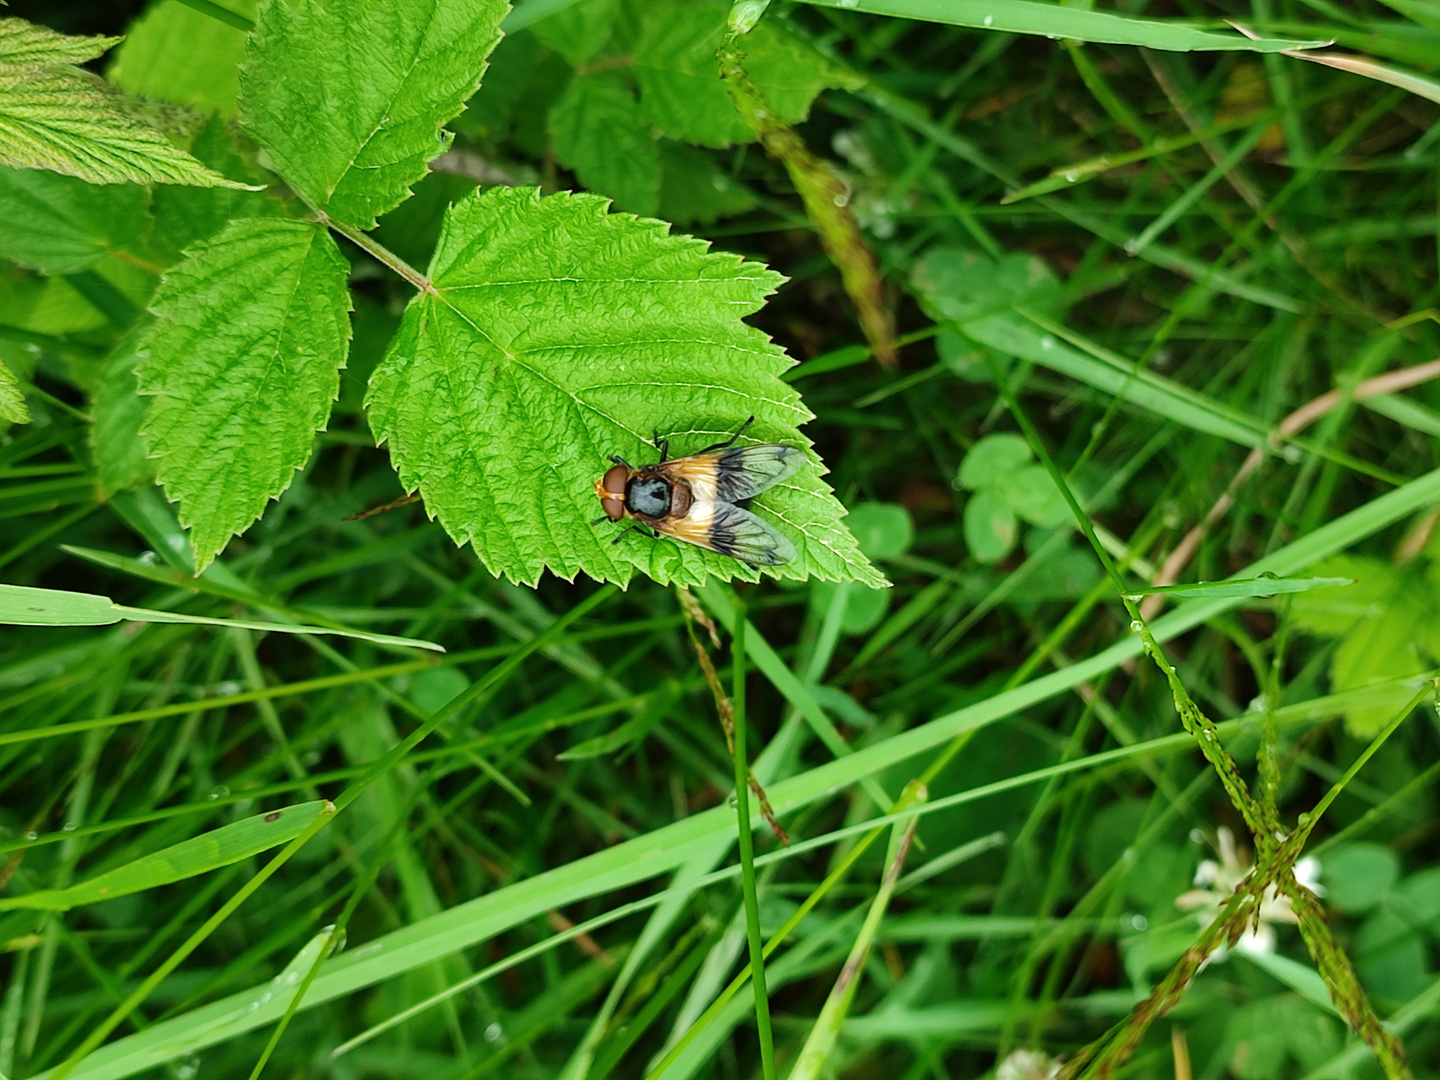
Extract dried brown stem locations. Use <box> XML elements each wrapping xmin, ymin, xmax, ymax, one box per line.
<box><xmin>717</xmin><ymin>39</ymin><xmax>897</xmax><ymax>369</ymax></box>
<box><xmin>677</xmin><ymin>588</ymin><xmax>788</xmax><ymax>845</ymax></box>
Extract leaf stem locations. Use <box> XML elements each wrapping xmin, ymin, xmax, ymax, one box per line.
<box><xmin>731</xmin><ymin>602</ymin><xmax>778</xmax><ymax>1080</ymax></box>
<box><xmin>321</xmin><ymin>215</ymin><xmax>434</xmax><ymax>294</ymax></box>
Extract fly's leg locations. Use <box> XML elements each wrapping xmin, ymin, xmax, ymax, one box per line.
<box><xmin>608</xmin><ymin>455</ymin><xmax>632</xmax><ymax>468</ymax></box>
<box><xmin>651</xmin><ymin>429</ymin><xmax>670</xmax><ymax>463</ymax></box>
<box><xmin>610</xmin><ymin>524</ymin><xmax>663</xmax><ymax>545</ymax></box>
<box><xmin>697</xmin><ymin>415</ymin><xmax>755</xmax><ymax>455</ymax></box>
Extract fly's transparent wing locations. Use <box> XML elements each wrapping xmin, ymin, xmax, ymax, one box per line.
<box><xmin>705</xmin><ymin>500</ymin><xmax>797</xmax><ymax>566</ymax></box>
<box><xmin>711</xmin><ymin>444</ymin><xmax>804</xmax><ymax>503</ymax></box>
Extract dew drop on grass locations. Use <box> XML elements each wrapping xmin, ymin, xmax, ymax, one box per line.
<box><xmin>1040</xmin><ymin>335</ymin><xmax>1056</xmax><ymax>350</ymax></box>
<box><xmin>24</xmin><ymin>831</ymin><xmax>37</xmax><ymax>841</ymax></box>
<box><xmin>983</xmin><ymin>14</ymin><xmax>994</xmax><ymax>25</ymax></box>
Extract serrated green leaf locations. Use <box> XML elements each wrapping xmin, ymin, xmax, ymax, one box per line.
<box><xmin>91</xmin><ymin>318</ymin><xmax>155</xmax><ymax>495</ymax></box>
<box><xmin>657</xmin><ymin>141</ymin><xmax>759</xmax><ymax>226</ymax></box>
<box><xmin>550</xmin><ymin>72</ymin><xmax>660</xmax><ymax>216</ymax></box>
<box><xmin>531</xmin><ymin>0</ymin><xmax>616</xmax><ymax>65</ymax></box>
<box><xmin>109</xmin><ymin>0</ymin><xmax>255</xmax><ymax>115</ymax></box>
<box><xmin>0</xmin><ymin>165</ymin><xmax>149</xmax><ymax>274</ymax></box>
<box><xmin>0</xmin><ymin>271</ymin><xmax>108</xmax><ymax>335</ymax></box>
<box><xmin>1329</xmin><ymin>605</ymin><xmax>1428</xmax><ymax>735</ymax></box>
<box><xmin>135</xmin><ymin>218</ymin><xmax>351</xmax><ymax>572</ymax></box>
<box><xmin>150</xmin><ymin>112</ymin><xmax>278</xmax><ymax>262</ymax></box>
<box><xmin>0</xmin><ymin>16</ymin><xmax>117</xmax><ymax>67</ymax></box>
<box><xmin>0</xmin><ymin>17</ymin><xmax>258</xmax><ymax>188</ymax></box>
<box><xmin>366</xmin><ymin>185</ymin><xmax>881</xmax><ymax>588</ymax></box>
<box><xmin>238</xmin><ymin>0</ymin><xmax>507</xmax><ymax>229</ymax></box>
<box><xmin>1289</xmin><ymin>556</ymin><xmax>1398</xmax><ymax>635</ymax></box>
<box><xmin>0</xmin><ymin>355</ymin><xmax>27</xmax><ymax>424</ymax></box>
<box><xmin>463</xmin><ymin>27</ymin><xmax>539</xmax><ymax>138</ymax></box>
<box><xmin>634</xmin><ymin>0</ymin><xmax>860</xmax><ymax>148</ymax></box>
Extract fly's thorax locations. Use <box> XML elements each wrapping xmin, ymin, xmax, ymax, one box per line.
<box><xmin>626</xmin><ymin>474</ymin><xmax>672</xmax><ymax>518</ymax></box>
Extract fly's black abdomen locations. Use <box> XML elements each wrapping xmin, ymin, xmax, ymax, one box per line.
<box><xmin>626</xmin><ymin>476</ymin><xmax>671</xmax><ymax>518</ymax></box>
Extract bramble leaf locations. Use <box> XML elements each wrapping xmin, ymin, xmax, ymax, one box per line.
<box><xmin>531</xmin><ymin>0</ymin><xmax>617</xmax><ymax>66</ymax></box>
<box><xmin>109</xmin><ymin>0</ymin><xmax>255</xmax><ymax>116</ymax></box>
<box><xmin>135</xmin><ymin>219</ymin><xmax>351</xmax><ymax>572</ymax></box>
<box><xmin>0</xmin><ymin>19</ymin><xmax>120</xmax><ymax>67</ymax></box>
<box><xmin>0</xmin><ymin>165</ymin><xmax>149</xmax><ymax>274</ymax></box>
<box><xmin>1290</xmin><ymin>556</ymin><xmax>1431</xmax><ymax>735</ymax></box>
<box><xmin>634</xmin><ymin>0</ymin><xmax>860</xmax><ymax>148</ymax></box>
<box><xmin>91</xmin><ymin>319</ymin><xmax>156</xmax><ymax>495</ymax></box>
<box><xmin>239</xmin><ymin>0</ymin><xmax>507</xmax><ymax>229</ymax></box>
<box><xmin>366</xmin><ymin>185</ymin><xmax>882</xmax><ymax>588</ymax></box>
<box><xmin>657</xmin><ymin>141</ymin><xmax>759</xmax><ymax>225</ymax></box>
<box><xmin>0</xmin><ymin>356</ymin><xmax>26</xmax><ymax>424</ymax></box>
<box><xmin>550</xmin><ymin>72</ymin><xmax>660</xmax><ymax>216</ymax></box>
<box><xmin>0</xmin><ymin>16</ymin><xmax>257</xmax><ymax>188</ymax></box>
<box><xmin>150</xmin><ymin>113</ymin><xmax>279</xmax><ymax>261</ymax></box>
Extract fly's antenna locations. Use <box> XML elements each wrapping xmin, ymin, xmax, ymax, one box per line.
<box><xmin>652</xmin><ymin>429</ymin><xmax>670</xmax><ymax>462</ymax></box>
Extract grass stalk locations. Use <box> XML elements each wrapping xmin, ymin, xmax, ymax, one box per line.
<box><xmin>730</xmin><ymin>602</ymin><xmax>778</xmax><ymax>1080</ymax></box>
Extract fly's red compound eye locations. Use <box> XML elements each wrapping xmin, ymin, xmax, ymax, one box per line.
<box><xmin>600</xmin><ymin>497</ymin><xmax>625</xmax><ymax>520</ymax></box>
<box><xmin>602</xmin><ymin>465</ymin><xmax>628</xmax><ymax>496</ymax></box>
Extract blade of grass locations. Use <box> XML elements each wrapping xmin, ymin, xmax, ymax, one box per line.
<box><xmin>36</xmin><ymin>464</ymin><xmax>1440</xmax><ymax>1080</ymax></box>
<box><xmin>730</xmin><ymin>603</ymin><xmax>777</xmax><ymax>1080</ymax></box>
<box><xmin>0</xmin><ymin>802</ymin><xmax>329</xmax><ymax>911</ymax></box>
<box><xmin>26</xmin><ymin>674</ymin><xmax>1402</xmax><ymax>1080</ymax></box>
<box><xmin>785</xmin><ymin>780</ymin><xmax>924</xmax><ymax>1080</ymax></box>
<box><xmin>44</xmin><ymin>586</ymin><xmax>614</xmax><ymax>1080</ymax></box>
<box><xmin>797</xmin><ymin>0</ymin><xmax>1327</xmax><ymax>51</ymax></box>
<box><xmin>0</xmin><ymin>584</ymin><xmax>444</xmax><ymax>652</ymax></box>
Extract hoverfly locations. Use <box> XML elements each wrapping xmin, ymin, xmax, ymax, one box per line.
<box><xmin>593</xmin><ymin>417</ymin><xmax>803</xmax><ymax>566</ymax></box>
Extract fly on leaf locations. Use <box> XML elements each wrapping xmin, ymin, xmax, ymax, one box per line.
<box><xmin>594</xmin><ymin>417</ymin><xmax>803</xmax><ymax>566</ymax></box>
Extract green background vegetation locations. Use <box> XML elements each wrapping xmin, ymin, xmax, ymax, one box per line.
<box><xmin>0</xmin><ymin>0</ymin><xmax>1438</xmax><ymax>1077</ymax></box>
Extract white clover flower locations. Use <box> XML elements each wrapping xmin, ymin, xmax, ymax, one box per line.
<box><xmin>1174</xmin><ymin>826</ymin><xmax>1323</xmax><ymax>956</ymax></box>
<box><xmin>997</xmin><ymin>1049</ymin><xmax>1061</xmax><ymax>1080</ymax></box>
